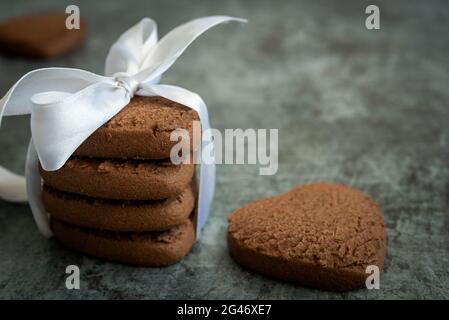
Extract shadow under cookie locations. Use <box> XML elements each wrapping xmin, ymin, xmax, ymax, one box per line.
<box><xmin>42</xmin><ymin>184</ymin><xmax>195</xmax><ymax>232</ymax></box>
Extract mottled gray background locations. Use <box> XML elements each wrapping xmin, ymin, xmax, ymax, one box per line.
<box><xmin>1</xmin><ymin>0</ymin><xmax>448</xmax><ymax>299</ymax></box>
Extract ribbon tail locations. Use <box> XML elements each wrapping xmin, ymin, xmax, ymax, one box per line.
<box><xmin>25</xmin><ymin>139</ymin><xmax>52</xmax><ymax>238</ymax></box>
<box><xmin>0</xmin><ymin>166</ymin><xmax>27</xmax><ymax>202</ymax></box>
<box><xmin>139</xmin><ymin>84</ymin><xmax>216</xmax><ymax>237</ymax></box>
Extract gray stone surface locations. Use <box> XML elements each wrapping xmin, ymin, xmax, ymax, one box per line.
<box><xmin>1</xmin><ymin>0</ymin><xmax>448</xmax><ymax>299</ymax></box>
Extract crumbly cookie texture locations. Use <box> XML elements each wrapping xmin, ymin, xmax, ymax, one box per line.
<box><xmin>40</xmin><ymin>157</ymin><xmax>194</xmax><ymax>200</ymax></box>
<box><xmin>74</xmin><ymin>96</ymin><xmax>199</xmax><ymax>159</ymax></box>
<box><xmin>228</xmin><ymin>182</ymin><xmax>386</xmax><ymax>291</ymax></box>
<box><xmin>43</xmin><ymin>184</ymin><xmax>195</xmax><ymax>232</ymax></box>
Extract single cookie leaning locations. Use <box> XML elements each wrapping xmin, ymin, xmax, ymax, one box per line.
<box><xmin>51</xmin><ymin>218</ymin><xmax>195</xmax><ymax>267</ymax></box>
<box><xmin>228</xmin><ymin>183</ymin><xmax>386</xmax><ymax>291</ymax></box>
<box><xmin>42</xmin><ymin>184</ymin><xmax>195</xmax><ymax>232</ymax></box>
<box><xmin>73</xmin><ymin>96</ymin><xmax>200</xmax><ymax>159</ymax></box>
<box><xmin>40</xmin><ymin>157</ymin><xmax>194</xmax><ymax>200</ymax></box>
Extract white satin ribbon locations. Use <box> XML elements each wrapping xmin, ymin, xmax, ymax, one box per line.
<box><xmin>0</xmin><ymin>16</ymin><xmax>245</xmax><ymax>238</ymax></box>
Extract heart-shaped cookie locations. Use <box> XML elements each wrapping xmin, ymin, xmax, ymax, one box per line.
<box><xmin>227</xmin><ymin>182</ymin><xmax>386</xmax><ymax>291</ymax></box>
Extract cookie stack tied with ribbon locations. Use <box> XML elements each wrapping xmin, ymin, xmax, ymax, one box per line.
<box><xmin>40</xmin><ymin>96</ymin><xmax>199</xmax><ymax>266</ymax></box>
<box><xmin>0</xmin><ymin>16</ymin><xmax>246</xmax><ymax>266</ymax></box>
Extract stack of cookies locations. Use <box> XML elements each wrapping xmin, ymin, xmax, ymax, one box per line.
<box><xmin>40</xmin><ymin>96</ymin><xmax>199</xmax><ymax>266</ymax></box>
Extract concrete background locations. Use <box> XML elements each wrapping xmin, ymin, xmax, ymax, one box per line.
<box><xmin>0</xmin><ymin>0</ymin><xmax>448</xmax><ymax>299</ymax></box>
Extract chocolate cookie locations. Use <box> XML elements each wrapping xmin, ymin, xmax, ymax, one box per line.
<box><xmin>51</xmin><ymin>218</ymin><xmax>195</xmax><ymax>266</ymax></box>
<box><xmin>43</xmin><ymin>184</ymin><xmax>195</xmax><ymax>232</ymax></box>
<box><xmin>40</xmin><ymin>157</ymin><xmax>194</xmax><ymax>200</ymax></box>
<box><xmin>73</xmin><ymin>96</ymin><xmax>199</xmax><ymax>159</ymax></box>
<box><xmin>0</xmin><ymin>13</ymin><xmax>86</xmax><ymax>59</ymax></box>
<box><xmin>227</xmin><ymin>183</ymin><xmax>386</xmax><ymax>291</ymax></box>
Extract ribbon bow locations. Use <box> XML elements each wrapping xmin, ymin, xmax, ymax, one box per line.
<box><xmin>0</xmin><ymin>16</ymin><xmax>246</xmax><ymax>238</ymax></box>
